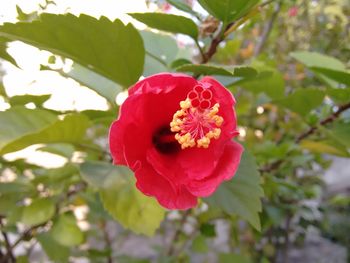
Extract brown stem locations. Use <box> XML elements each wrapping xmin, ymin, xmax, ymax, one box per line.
<box><xmin>102</xmin><ymin>221</ymin><xmax>113</xmax><ymax>263</ymax></box>
<box><xmin>296</xmin><ymin>102</ymin><xmax>350</xmax><ymax>143</ymax></box>
<box><xmin>260</xmin><ymin>102</ymin><xmax>350</xmax><ymax>173</ymax></box>
<box><xmin>0</xmin><ymin>218</ymin><xmax>15</xmax><ymax>263</ymax></box>
<box><xmin>166</xmin><ymin>209</ymin><xmax>191</xmax><ymax>256</ymax></box>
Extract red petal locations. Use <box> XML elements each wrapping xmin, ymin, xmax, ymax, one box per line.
<box><xmin>135</xmin><ymin>164</ymin><xmax>198</xmax><ymax>210</ymax></box>
<box><xmin>186</xmin><ymin>141</ymin><xmax>244</xmax><ymax>197</ymax></box>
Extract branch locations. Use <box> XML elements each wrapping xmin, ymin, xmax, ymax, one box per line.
<box><xmin>260</xmin><ymin>102</ymin><xmax>350</xmax><ymax>173</ymax></box>
<box><xmin>0</xmin><ymin>218</ymin><xmax>15</xmax><ymax>263</ymax></box>
<box><xmin>166</xmin><ymin>209</ymin><xmax>191</xmax><ymax>256</ymax></box>
<box><xmin>296</xmin><ymin>102</ymin><xmax>350</xmax><ymax>143</ymax></box>
<box><xmin>254</xmin><ymin>0</ymin><xmax>282</xmax><ymax>57</ymax></box>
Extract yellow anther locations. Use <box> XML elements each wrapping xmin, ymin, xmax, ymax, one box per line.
<box><xmin>180</xmin><ymin>99</ymin><xmax>191</xmax><ymax>109</ymax></box>
<box><xmin>213</xmin><ymin>116</ymin><xmax>223</xmax><ymax>126</ymax></box>
<box><xmin>170</xmin><ymin>95</ymin><xmax>223</xmax><ymax>149</ymax></box>
<box><xmin>197</xmin><ymin>137</ymin><xmax>210</xmax><ymax>148</ymax></box>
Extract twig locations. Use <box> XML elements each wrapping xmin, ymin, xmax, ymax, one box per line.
<box><xmin>260</xmin><ymin>101</ymin><xmax>350</xmax><ymax>173</ymax></box>
<box><xmin>166</xmin><ymin>209</ymin><xmax>191</xmax><ymax>256</ymax></box>
<box><xmin>254</xmin><ymin>0</ymin><xmax>283</xmax><ymax>57</ymax></box>
<box><xmin>0</xmin><ymin>218</ymin><xmax>15</xmax><ymax>263</ymax></box>
<box><xmin>101</xmin><ymin>221</ymin><xmax>113</xmax><ymax>263</ymax></box>
<box><xmin>296</xmin><ymin>102</ymin><xmax>350</xmax><ymax>143</ymax></box>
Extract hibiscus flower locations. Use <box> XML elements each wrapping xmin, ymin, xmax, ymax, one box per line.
<box><xmin>109</xmin><ymin>73</ymin><xmax>243</xmax><ymax>210</ymax></box>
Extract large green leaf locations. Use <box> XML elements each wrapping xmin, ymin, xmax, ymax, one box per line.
<box><xmin>311</xmin><ymin>67</ymin><xmax>350</xmax><ymax>86</ymax></box>
<box><xmin>0</xmin><ymin>13</ymin><xmax>145</xmax><ymax>87</ymax></box>
<box><xmin>166</xmin><ymin>0</ymin><xmax>200</xmax><ymax>17</ymax></box>
<box><xmin>274</xmin><ymin>89</ymin><xmax>325</xmax><ymax>116</ymax></box>
<box><xmin>331</xmin><ymin>122</ymin><xmax>350</xmax><ymax>148</ymax></box>
<box><xmin>63</xmin><ymin>63</ymin><xmax>122</xmax><ymax>103</ymax></box>
<box><xmin>9</xmin><ymin>94</ymin><xmax>51</xmax><ymax>107</ymax></box>
<box><xmin>205</xmin><ymin>151</ymin><xmax>263</xmax><ymax>230</ymax></box>
<box><xmin>291</xmin><ymin>51</ymin><xmax>346</xmax><ymax>87</ymax></box>
<box><xmin>37</xmin><ymin>233</ymin><xmax>70</xmax><ymax>263</ymax></box>
<box><xmin>176</xmin><ymin>64</ymin><xmax>233</xmax><ymax>76</ymax></box>
<box><xmin>129</xmin><ymin>13</ymin><xmax>198</xmax><ymax>39</ymax></box>
<box><xmin>0</xmin><ymin>107</ymin><xmax>90</xmax><ymax>154</ymax></box>
<box><xmin>197</xmin><ymin>0</ymin><xmax>259</xmax><ymax>24</ymax></box>
<box><xmin>0</xmin><ymin>37</ymin><xmax>18</xmax><ymax>66</ymax></box>
<box><xmin>141</xmin><ymin>31</ymin><xmax>178</xmax><ymax>76</ymax></box>
<box><xmin>22</xmin><ymin>198</ymin><xmax>55</xmax><ymax>226</ymax></box>
<box><xmin>80</xmin><ymin>161</ymin><xmax>165</xmax><ymax>236</ymax></box>
<box><xmin>326</xmin><ymin>88</ymin><xmax>350</xmax><ymax>104</ymax></box>
<box><xmin>51</xmin><ymin>213</ymin><xmax>84</xmax><ymax>246</ymax></box>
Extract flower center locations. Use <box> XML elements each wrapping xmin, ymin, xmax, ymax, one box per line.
<box><xmin>170</xmin><ymin>84</ymin><xmax>223</xmax><ymax>149</ymax></box>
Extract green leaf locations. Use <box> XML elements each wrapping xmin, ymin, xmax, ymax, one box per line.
<box><xmin>192</xmin><ymin>235</ymin><xmax>208</xmax><ymax>253</ymax></box>
<box><xmin>0</xmin><ymin>13</ymin><xmax>145</xmax><ymax>87</ymax></box>
<box><xmin>0</xmin><ymin>37</ymin><xmax>18</xmax><ymax>66</ymax></box>
<box><xmin>129</xmin><ymin>13</ymin><xmax>198</xmax><ymax>39</ymax></box>
<box><xmin>219</xmin><ymin>253</ymin><xmax>252</xmax><ymax>263</ymax></box>
<box><xmin>9</xmin><ymin>94</ymin><xmax>51</xmax><ymax>107</ymax></box>
<box><xmin>0</xmin><ymin>107</ymin><xmax>90</xmax><ymax>154</ymax></box>
<box><xmin>141</xmin><ymin>31</ymin><xmax>178</xmax><ymax>76</ymax></box>
<box><xmin>291</xmin><ymin>51</ymin><xmax>346</xmax><ymax>70</ymax></box>
<box><xmin>332</xmin><ymin>122</ymin><xmax>350</xmax><ymax>148</ymax></box>
<box><xmin>234</xmin><ymin>62</ymin><xmax>285</xmax><ymax>99</ymax></box>
<box><xmin>166</xmin><ymin>0</ymin><xmax>199</xmax><ymax>17</ymax></box>
<box><xmin>300</xmin><ymin>140</ymin><xmax>349</xmax><ymax>157</ymax></box>
<box><xmin>197</xmin><ymin>0</ymin><xmax>259</xmax><ymax>24</ymax></box>
<box><xmin>205</xmin><ymin>151</ymin><xmax>263</xmax><ymax>231</ymax></box>
<box><xmin>170</xmin><ymin>58</ymin><xmax>192</xmax><ymax>69</ymax></box>
<box><xmin>233</xmin><ymin>67</ymin><xmax>258</xmax><ymax>78</ymax></box>
<box><xmin>311</xmin><ymin>67</ymin><xmax>350</xmax><ymax>86</ymax></box>
<box><xmin>63</xmin><ymin>63</ymin><xmax>122</xmax><ymax>103</ymax></box>
<box><xmin>274</xmin><ymin>89</ymin><xmax>325</xmax><ymax>116</ymax></box>
<box><xmin>22</xmin><ymin>198</ymin><xmax>55</xmax><ymax>226</ymax></box>
<box><xmin>326</xmin><ymin>88</ymin><xmax>350</xmax><ymax>104</ymax></box>
<box><xmin>51</xmin><ymin>213</ymin><xmax>84</xmax><ymax>246</ymax></box>
<box><xmin>80</xmin><ymin>161</ymin><xmax>165</xmax><ymax>236</ymax></box>
<box><xmin>176</xmin><ymin>64</ymin><xmax>233</xmax><ymax>76</ymax></box>
<box><xmin>37</xmin><ymin>143</ymin><xmax>75</xmax><ymax>158</ymax></box>
<box><xmin>37</xmin><ymin>233</ymin><xmax>70</xmax><ymax>263</ymax></box>
<box><xmin>291</xmin><ymin>51</ymin><xmax>346</xmax><ymax>87</ymax></box>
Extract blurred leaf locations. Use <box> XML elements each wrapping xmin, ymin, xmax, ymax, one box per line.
<box><xmin>141</xmin><ymin>31</ymin><xmax>178</xmax><ymax>76</ymax></box>
<box><xmin>326</xmin><ymin>88</ymin><xmax>350</xmax><ymax>106</ymax></box>
<box><xmin>9</xmin><ymin>94</ymin><xmax>51</xmax><ymax>107</ymax></box>
<box><xmin>192</xmin><ymin>235</ymin><xmax>208</xmax><ymax>253</ymax></box>
<box><xmin>37</xmin><ymin>143</ymin><xmax>75</xmax><ymax>158</ymax></box>
<box><xmin>274</xmin><ymin>89</ymin><xmax>325</xmax><ymax>115</ymax></box>
<box><xmin>51</xmin><ymin>213</ymin><xmax>84</xmax><ymax>246</ymax></box>
<box><xmin>80</xmin><ymin>161</ymin><xmax>166</xmax><ymax>236</ymax></box>
<box><xmin>219</xmin><ymin>253</ymin><xmax>252</xmax><ymax>263</ymax></box>
<box><xmin>37</xmin><ymin>232</ymin><xmax>70</xmax><ymax>263</ymax></box>
<box><xmin>0</xmin><ymin>107</ymin><xmax>90</xmax><ymax>154</ymax></box>
<box><xmin>129</xmin><ymin>13</ymin><xmax>198</xmax><ymax>39</ymax></box>
<box><xmin>0</xmin><ymin>13</ymin><xmax>145</xmax><ymax>87</ymax></box>
<box><xmin>166</xmin><ymin>0</ymin><xmax>199</xmax><ymax>17</ymax></box>
<box><xmin>199</xmin><ymin>223</ymin><xmax>216</xmax><ymax>237</ymax></box>
<box><xmin>170</xmin><ymin>58</ymin><xmax>192</xmax><ymax>69</ymax></box>
<box><xmin>22</xmin><ymin>198</ymin><xmax>55</xmax><ymax>226</ymax></box>
<box><xmin>233</xmin><ymin>67</ymin><xmax>258</xmax><ymax>78</ymax></box>
<box><xmin>176</xmin><ymin>64</ymin><xmax>233</xmax><ymax>76</ymax></box>
<box><xmin>300</xmin><ymin>140</ymin><xmax>349</xmax><ymax>157</ymax></box>
<box><xmin>291</xmin><ymin>52</ymin><xmax>345</xmax><ymax>70</ymax></box>
<box><xmin>311</xmin><ymin>67</ymin><xmax>350</xmax><ymax>86</ymax></box>
<box><xmin>331</xmin><ymin>122</ymin><xmax>350</xmax><ymax>147</ymax></box>
<box><xmin>197</xmin><ymin>0</ymin><xmax>259</xmax><ymax>24</ymax></box>
<box><xmin>205</xmin><ymin>151</ymin><xmax>263</xmax><ymax>231</ymax></box>
<box><xmin>64</xmin><ymin>63</ymin><xmax>122</xmax><ymax>103</ymax></box>
<box><xmin>0</xmin><ymin>36</ymin><xmax>18</xmax><ymax>66</ymax></box>
<box><xmin>291</xmin><ymin>52</ymin><xmax>346</xmax><ymax>87</ymax></box>
<box><xmin>235</xmin><ymin>62</ymin><xmax>284</xmax><ymax>99</ymax></box>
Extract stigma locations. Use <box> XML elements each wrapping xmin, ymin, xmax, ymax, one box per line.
<box><xmin>170</xmin><ymin>85</ymin><xmax>223</xmax><ymax>149</ymax></box>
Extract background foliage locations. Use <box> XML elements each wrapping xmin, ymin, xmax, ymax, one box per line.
<box><xmin>0</xmin><ymin>0</ymin><xmax>349</xmax><ymax>262</ymax></box>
